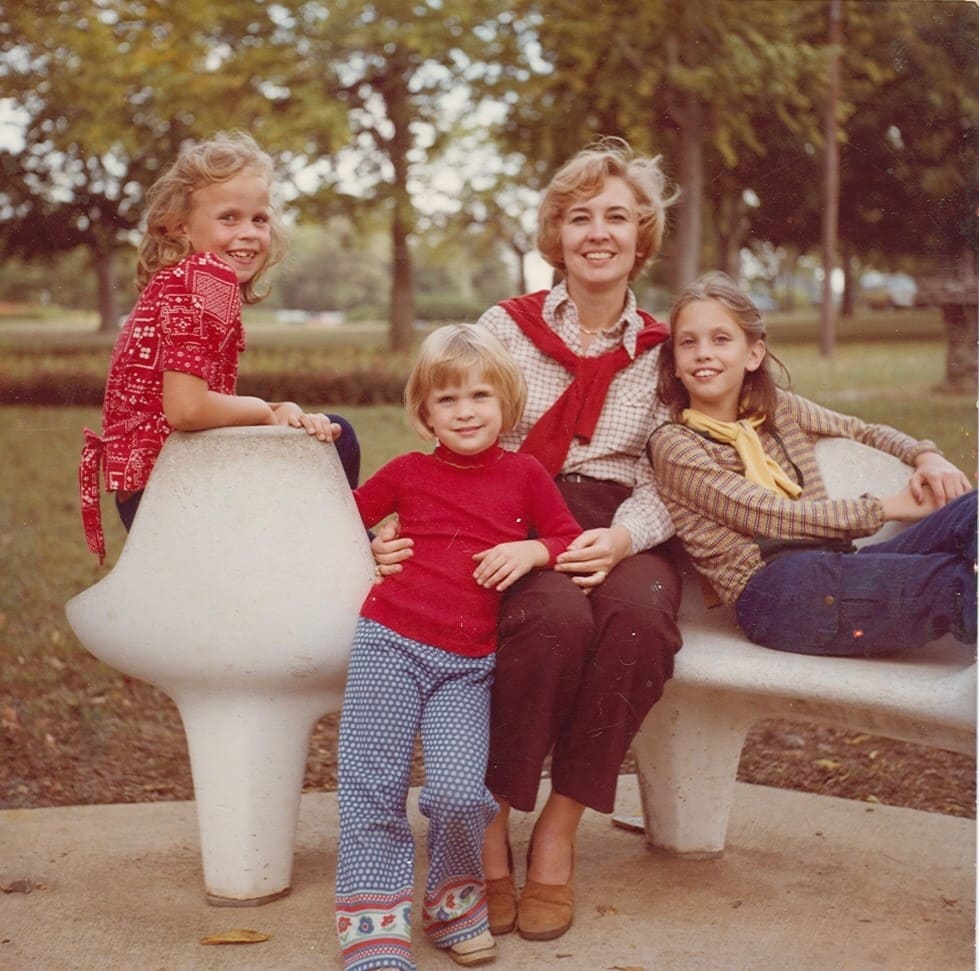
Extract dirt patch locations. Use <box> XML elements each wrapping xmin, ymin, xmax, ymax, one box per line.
<box><xmin>1</xmin><ymin>675</ymin><xmax>974</xmax><ymax>818</ymax></box>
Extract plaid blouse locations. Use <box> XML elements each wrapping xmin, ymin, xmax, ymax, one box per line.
<box><xmin>648</xmin><ymin>389</ymin><xmax>939</xmax><ymax>605</ymax></box>
<box><xmin>79</xmin><ymin>252</ymin><xmax>244</xmax><ymax>560</ymax></box>
<box><xmin>478</xmin><ymin>281</ymin><xmax>675</xmax><ymax>552</ymax></box>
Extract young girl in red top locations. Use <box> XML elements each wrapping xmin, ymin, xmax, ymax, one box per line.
<box><xmin>79</xmin><ymin>131</ymin><xmax>359</xmax><ymax>561</ymax></box>
<box><xmin>335</xmin><ymin>325</ymin><xmax>580</xmax><ymax>971</ymax></box>
<box><xmin>649</xmin><ymin>271</ymin><xmax>975</xmax><ymax>656</ymax></box>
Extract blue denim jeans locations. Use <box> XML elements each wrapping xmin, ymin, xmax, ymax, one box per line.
<box><xmin>116</xmin><ymin>413</ymin><xmax>362</xmax><ymax>531</ymax></box>
<box><xmin>736</xmin><ymin>490</ymin><xmax>977</xmax><ymax>656</ymax></box>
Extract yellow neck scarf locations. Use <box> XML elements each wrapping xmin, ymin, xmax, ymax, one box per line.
<box><xmin>682</xmin><ymin>409</ymin><xmax>802</xmax><ymax>500</ymax></box>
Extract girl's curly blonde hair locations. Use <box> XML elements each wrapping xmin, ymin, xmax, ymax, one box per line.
<box><xmin>135</xmin><ymin>131</ymin><xmax>286</xmax><ymax>303</ymax></box>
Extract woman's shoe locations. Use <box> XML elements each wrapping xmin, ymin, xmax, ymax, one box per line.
<box><xmin>485</xmin><ymin>841</ymin><xmax>517</xmax><ymax>935</ymax></box>
<box><xmin>517</xmin><ymin>879</ymin><xmax>574</xmax><ymax>941</ymax></box>
<box><xmin>447</xmin><ymin>929</ymin><xmax>497</xmax><ymax>966</ymax></box>
<box><xmin>517</xmin><ymin>842</ymin><xmax>574</xmax><ymax>941</ymax></box>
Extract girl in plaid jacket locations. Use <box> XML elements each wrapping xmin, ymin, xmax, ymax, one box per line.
<box><xmin>649</xmin><ymin>271</ymin><xmax>975</xmax><ymax>656</ymax></box>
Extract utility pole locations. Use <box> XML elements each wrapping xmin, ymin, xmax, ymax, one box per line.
<box><xmin>820</xmin><ymin>0</ymin><xmax>842</xmax><ymax>357</ymax></box>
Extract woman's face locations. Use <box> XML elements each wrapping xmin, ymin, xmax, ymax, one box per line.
<box><xmin>558</xmin><ymin>175</ymin><xmax>639</xmax><ymax>294</ymax></box>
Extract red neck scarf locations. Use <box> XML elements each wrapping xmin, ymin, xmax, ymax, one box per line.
<box><xmin>500</xmin><ymin>290</ymin><xmax>668</xmax><ymax>475</ymax></box>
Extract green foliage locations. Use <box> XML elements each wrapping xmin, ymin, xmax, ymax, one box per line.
<box><xmin>748</xmin><ymin>1</ymin><xmax>979</xmax><ymax>267</ymax></box>
<box><xmin>272</xmin><ymin>221</ymin><xmax>391</xmax><ymax>317</ymax></box>
<box><xmin>0</xmin><ymin>1</ymin><xmax>346</xmax><ymax>329</ymax></box>
<box><xmin>1</xmin><ymin>1</ymin><xmax>975</xmax><ymax>337</ymax></box>
<box><xmin>0</xmin><ymin>250</ymin><xmax>138</xmax><ymax>309</ymax></box>
<box><xmin>483</xmin><ymin>0</ymin><xmax>826</xmax><ymax>284</ymax></box>
<box><xmin>241</xmin><ymin>0</ymin><xmax>520</xmax><ymax>350</ymax></box>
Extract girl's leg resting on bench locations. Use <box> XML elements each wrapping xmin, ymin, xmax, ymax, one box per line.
<box><xmin>736</xmin><ymin>493</ymin><xmax>977</xmax><ymax>655</ymax></box>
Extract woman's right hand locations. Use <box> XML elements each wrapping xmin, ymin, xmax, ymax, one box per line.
<box><xmin>555</xmin><ymin>525</ymin><xmax>632</xmax><ymax>593</ymax></box>
<box><xmin>371</xmin><ymin>515</ymin><xmax>414</xmax><ymax>579</ymax></box>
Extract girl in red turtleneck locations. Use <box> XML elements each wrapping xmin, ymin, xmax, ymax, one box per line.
<box><xmin>334</xmin><ymin>324</ymin><xmax>580</xmax><ymax>971</ymax></box>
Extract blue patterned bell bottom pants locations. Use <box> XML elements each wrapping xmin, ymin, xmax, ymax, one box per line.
<box><xmin>335</xmin><ymin>618</ymin><xmax>497</xmax><ymax>971</ymax></box>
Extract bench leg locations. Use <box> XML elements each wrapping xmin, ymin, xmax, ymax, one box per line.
<box><xmin>629</xmin><ymin>685</ymin><xmax>758</xmax><ymax>857</ymax></box>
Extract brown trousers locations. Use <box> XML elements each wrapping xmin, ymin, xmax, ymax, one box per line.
<box><xmin>486</xmin><ymin>478</ymin><xmax>682</xmax><ymax>815</ymax></box>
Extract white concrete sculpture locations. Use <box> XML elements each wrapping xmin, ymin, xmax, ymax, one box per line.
<box><xmin>66</xmin><ymin>427</ymin><xmax>374</xmax><ymax>905</ymax></box>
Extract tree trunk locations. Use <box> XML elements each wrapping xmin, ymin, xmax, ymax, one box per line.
<box><xmin>779</xmin><ymin>250</ymin><xmax>800</xmax><ymax>311</ymax></box>
<box><xmin>714</xmin><ymin>185</ymin><xmax>743</xmax><ymax>279</ymax></box>
<box><xmin>671</xmin><ymin>91</ymin><xmax>705</xmax><ymax>293</ymax></box>
<box><xmin>382</xmin><ymin>63</ymin><xmax>416</xmax><ymax>353</ymax></box>
<box><xmin>512</xmin><ymin>243</ymin><xmax>528</xmax><ymax>295</ymax></box>
<box><xmin>940</xmin><ymin>302</ymin><xmax>978</xmax><ymax>393</ymax></box>
<box><xmin>94</xmin><ymin>247</ymin><xmax>119</xmax><ymax>333</ymax></box>
<box><xmin>389</xmin><ymin>193</ymin><xmax>415</xmax><ymax>352</ymax></box>
<box><xmin>819</xmin><ymin>0</ymin><xmax>842</xmax><ymax>357</ymax></box>
<box><xmin>840</xmin><ymin>243</ymin><xmax>855</xmax><ymax>318</ymax></box>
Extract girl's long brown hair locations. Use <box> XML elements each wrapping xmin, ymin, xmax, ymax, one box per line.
<box><xmin>657</xmin><ymin>271</ymin><xmax>790</xmax><ymax>434</ymax></box>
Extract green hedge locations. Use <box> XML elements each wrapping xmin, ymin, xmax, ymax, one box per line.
<box><xmin>0</xmin><ymin>369</ymin><xmax>408</xmax><ymax>406</ymax></box>
<box><xmin>0</xmin><ymin>347</ymin><xmax>411</xmax><ymax>406</ymax></box>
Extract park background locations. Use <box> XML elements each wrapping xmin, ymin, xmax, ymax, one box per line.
<box><xmin>1</xmin><ymin>1</ymin><xmax>975</xmax><ymax>817</ymax></box>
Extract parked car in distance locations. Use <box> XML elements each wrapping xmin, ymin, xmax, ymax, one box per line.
<box><xmin>860</xmin><ymin>272</ymin><xmax>917</xmax><ymax>310</ymax></box>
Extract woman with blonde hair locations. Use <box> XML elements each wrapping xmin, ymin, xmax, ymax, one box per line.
<box><xmin>373</xmin><ymin>139</ymin><xmax>683</xmax><ymax>943</ymax></box>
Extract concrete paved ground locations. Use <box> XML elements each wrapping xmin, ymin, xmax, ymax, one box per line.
<box><xmin>2</xmin><ymin>776</ymin><xmax>974</xmax><ymax>970</ymax></box>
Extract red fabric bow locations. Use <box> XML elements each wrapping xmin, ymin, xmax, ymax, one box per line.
<box><xmin>499</xmin><ymin>291</ymin><xmax>668</xmax><ymax>475</ymax></box>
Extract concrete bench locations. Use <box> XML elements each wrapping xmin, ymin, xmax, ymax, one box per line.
<box><xmin>67</xmin><ymin>427</ymin><xmax>374</xmax><ymax>904</ymax></box>
<box><xmin>627</xmin><ymin>437</ymin><xmax>977</xmax><ymax>857</ymax></box>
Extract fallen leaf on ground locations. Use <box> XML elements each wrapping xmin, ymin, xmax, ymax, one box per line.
<box><xmin>200</xmin><ymin>929</ymin><xmax>271</xmax><ymax>945</ymax></box>
<box><xmin>2</xmin><ymin>878</ymin><xmax>33</xmax><ymax>894</ymax></box>
<box><xmin>813</xmin><ymin>758</ymin><xmax>841</xmax><ymax>770</ymax></box>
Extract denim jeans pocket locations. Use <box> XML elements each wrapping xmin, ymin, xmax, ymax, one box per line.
<box><xmin>736</xmin><ymin>553</ymin><xmax>844</xmax><ymax>655</ymax></box>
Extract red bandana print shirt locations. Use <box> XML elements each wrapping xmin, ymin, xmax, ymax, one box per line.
<box><xmin>79</xmin><ymin>251</ymin><xmax>245</xmax><ymax>561</ymax></box>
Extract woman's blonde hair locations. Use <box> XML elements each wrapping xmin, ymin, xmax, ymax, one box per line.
<box><xmin>405</xmin><ymin>324</ymin><xmax>527</xmax><ymax>440</ymax></box>
<box><xmin>657</xmin><ymin>271</ymin><xmax>790</xmax><ymax>433</ymax></box>
<box><xmin>537</xmin><ymin>137</ymin><xmax>678</xmax><ymax>282</ymax></box>
<box><xmin>135</xmin><ymin>131</ymin><xmax>287</xmax><ymax>303</ymax></box>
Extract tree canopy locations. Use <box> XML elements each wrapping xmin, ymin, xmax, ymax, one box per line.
<box><xmin>1</xmin><ymin>0</ymin><xmax>975</xmax><ymax>336</ymax></box>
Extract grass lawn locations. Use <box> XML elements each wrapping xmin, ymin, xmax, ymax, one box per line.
<box><xmin>4</xmin><ymin>335</ymin><xmax>974</xmax><ymax>678</ymax></box>
<box><xmin>0</xmin><ymin>333</ymin><xmax>974</xmax><ymax>808</ymax></box>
